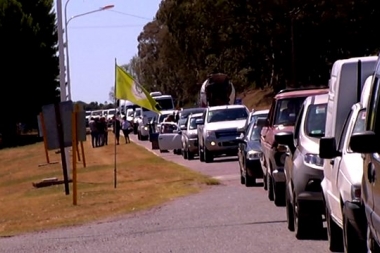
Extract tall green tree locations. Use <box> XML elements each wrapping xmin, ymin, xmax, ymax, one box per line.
<box><xmin>0</xmin><ymin>0</ymin><xmax>59</xmax><ymax>145</ymax></box>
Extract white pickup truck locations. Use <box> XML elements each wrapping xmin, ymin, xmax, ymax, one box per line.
<box><xmin>197</xmin><ymin>105</ymin><xmax>249</xmax><ymax>163</ymax></box>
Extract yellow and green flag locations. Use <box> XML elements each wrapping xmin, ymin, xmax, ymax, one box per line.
<box><xmin>115</xmin><ymin>64</ymin><xmax>160</xmax><ymax>113</ymax></box>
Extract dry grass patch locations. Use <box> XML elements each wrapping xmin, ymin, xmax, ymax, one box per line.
<box><xmin>239</xmin><ymin>87</ymin><xmax>274</xmax><ymax>110</ymax></box>
<box><xmin>0</xmin><ymin>133</ymin><xmax>218</xmax><ymax>237</ymax></box>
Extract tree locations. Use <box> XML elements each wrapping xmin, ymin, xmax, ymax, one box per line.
<box><xmin>0</xmin><ymin>0</ymin><xmax>59</xmax><ymax>146</ymax></box>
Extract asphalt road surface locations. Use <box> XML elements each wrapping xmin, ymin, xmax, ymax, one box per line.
<box><xmin>0</xmin><ymin>133</ymin><xmax>333</xmax><ymax>253</ymax></box>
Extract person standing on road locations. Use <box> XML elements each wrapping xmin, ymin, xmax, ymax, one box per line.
<box><xmin>89</xmin><ymin>117</ymin><xmax>97</xmax><ymax>148</ymax></box>
<box><xmin>121</xmin><ymin>116</ymin><xmax>131</xmax><ymax>144</ymax></box>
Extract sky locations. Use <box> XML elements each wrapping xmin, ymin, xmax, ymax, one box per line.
<box><xmin>53</xmin><ymin>0</ymin><xmax>161</xmax><ymax>104</ymax></box>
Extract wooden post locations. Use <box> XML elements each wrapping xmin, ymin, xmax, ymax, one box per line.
<box><xmin>71</xmin><ymin>110</ymin><xmax>78</xmax><ymax>205</ymax></box>
<box><xmin>40</xmin><ymin>113</ymin><xmax>50</xmax><ymax>164</ymax></box>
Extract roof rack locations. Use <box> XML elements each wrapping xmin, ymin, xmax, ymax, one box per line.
<box><xmin>277</xmin><ymin>86</ymin><xmax>328</xmax><ymax>94</ymax></box>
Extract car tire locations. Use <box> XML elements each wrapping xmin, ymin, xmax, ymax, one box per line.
<box><xmin>286</xmin><ymin>185</ymin><xmax>295</xmax><ymax>232</ymax></box>
<box><xmin>244</xmin><ymin>169</ymin><xmax>255</xmax><ymax>187</ymax></box>
<box><xmin>326</xmin><ymin>206</ymin><xmax>344</xmax><ymax>252</ymax></box>
<box><xmin>199</xmin><ymin>146</ymin><xmax>205</xmax><ymax>162</ymax></box>
<box><xmin>267</xmin><ymin>172</ymin><xmax>274</xmax><ymax>201</ymax></box>
<box><xmin>343</xmin><ymin>208</ymin><xmax>367</xmax><ymax>253</ymax></box>
<box><xmin>274</xmin><ymin>182</ymin><xmax>286</xmax><ymax>207</ymax></box>
<box><xmin>204</xmin><ymin>148</ymin><xmax>213</xmax><ymax>163</ymax></box>
<box><xmin>187</xmin><ymin>151</ymin><xmax>194</xmax><ymax>160</ymax></box>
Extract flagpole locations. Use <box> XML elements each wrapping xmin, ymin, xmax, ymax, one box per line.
<box><xmin>114</xmin><ymin>58</ymin><xmax>117</xmax><ymax>189</ymax></box>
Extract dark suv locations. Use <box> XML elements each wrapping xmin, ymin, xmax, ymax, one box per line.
<box><xmin>258</xmin><ymin>88</ymin><xmax>328</xmax><ymax>206</ymax></box>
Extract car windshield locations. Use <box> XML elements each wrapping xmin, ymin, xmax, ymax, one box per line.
<box><xmin>159</xmin><ymin>113</ymin><xmax>171</xmax><ymax>123</ymax></box>
<box><xmin>178</xmin><ymin>118</ymin><xmax>187</xmax><ymax>126</ymax></box>
<box><xmin>135</xmin><ymin>110</ymin><xmax>142</xmax><ymax>117</ymax></box>
<box><xmin>155</xmin><ymin>98</ymin><xmax>174</xmax><ymax>110</ymax></box>
<box><xmin>274</xmin><ymin>97</ymin><xmax>306</xmax><ymax>126</ymax></box>
<box><xmin>207</xmin><ymin>108</ymin><xmax>248</xmax><ymax>123</ymax></box>
<box><xmin>250</xmin><ymin>114</ymin><xmax>268</xmax><ymax>124</ymax></box>
<box><xmin>86</xmin><ymin>112</ymin><xmax>91</xmax><ymax>116</ymax></box>
<box><xmin>305</xmin><ymin>104</ymin><xmax>327</xmax><ymax>137</ymax></box>
<box><xmin>108</xmin><ymin>110</ymin><xmax>116</xmax><ymax>115</ymax></box>
<box><xmin>189</xmin><ymin>116</ymin><xmax>202</xmax><ymax>130</ymax></box>
<box><xmin>249</xmin><ymin>125</ymin><xmax>262</xmax><ymax>141</ymax></box>
<box><xmin>92</xmin><ymin>111</ymin><xmax>102</xmax><ymax>116</ymax></box>
<box><xmin>127</xmin><ymin>110</ymin><xmax>134</xmax><ymax>117</ymax></box>
<box><xmin>180</xmin><ymin>108</ymin><xmax>205</xmax><ymax>119</ymax></box>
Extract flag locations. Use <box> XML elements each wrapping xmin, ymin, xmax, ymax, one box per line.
<box><xmin>115</xmin><ymin>64</ymin><xmax>160</xmax><ymax>113</ymax></box>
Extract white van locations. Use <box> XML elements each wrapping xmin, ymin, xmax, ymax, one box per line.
<box><xmin>319</xmin><ymin>56</ymin><xmax>377</xmax><ymax>252</ymax></box>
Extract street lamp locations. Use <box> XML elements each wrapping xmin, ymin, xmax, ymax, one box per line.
<box><xmin>64</xmin><ymin>3</ymin><xmax>115</xmax><ymax>100</ymax></box>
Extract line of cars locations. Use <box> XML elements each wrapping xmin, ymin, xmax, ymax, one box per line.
<box><xmin>235</xmin><ymin>55</ymin><xmax>380</xmax><ymax>252</ymax></box>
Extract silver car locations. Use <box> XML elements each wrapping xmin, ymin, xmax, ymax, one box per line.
<box><xmin>275</xmin><ymin>93</ymin><xmax>328</xmax><ymax>239</ymax></box>
<box><xmin>181</xmin><ymin>113</ymin><xmax>203</xmax><ymax>160</ymax></box>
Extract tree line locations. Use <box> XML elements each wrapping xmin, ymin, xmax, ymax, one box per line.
<box><xmin>123</xmin><ymin>0</ymin><xmax>380</xmax><ymax>106</ymax></box>
<box><xmin>1</xmin><ymin>0</ymin><xmax>380</xmax><ymax>147</ymax></box>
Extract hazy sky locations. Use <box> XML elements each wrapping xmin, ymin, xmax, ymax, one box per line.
<box><xmin>54</xmin><ymin>0</ymin><xmax>161</xmax><ymax>103</ymax></box>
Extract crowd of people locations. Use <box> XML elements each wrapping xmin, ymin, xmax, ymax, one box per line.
<box><xmin>88</xmin><ymin>113</ymin><xmax>132</xmax><ymax>147</ymax></box>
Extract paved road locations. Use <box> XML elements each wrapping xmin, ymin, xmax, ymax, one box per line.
<box><xmin>0</xmin><ymin>134</ymin><xmax>333</xmax><ymax>253</ymax></box>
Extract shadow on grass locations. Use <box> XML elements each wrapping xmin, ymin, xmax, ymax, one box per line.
<box><xmin>0</xmin><ymin>134</ymin><xmax>42</xmax><ymax>150</ymax></box>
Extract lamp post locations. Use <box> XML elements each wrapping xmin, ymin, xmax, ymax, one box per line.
<box><xmin>64</xmin><ymin>3</ymin><xmax>114</xmax><ymax>100</ymax></box>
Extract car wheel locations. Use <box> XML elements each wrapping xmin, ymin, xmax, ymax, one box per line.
<box><xmin>367</xmin><ymin>223</ymin><xmax>380</xmax><ymax>253</ymax></box>
<box><xmin>267</xmin><ymin>172</ymin><xmax>274</xmax><ymax>201</ymax></box>
<box><xmin>326</xmin><ymin>205</ymin><xmax>344</xmax><ymax>252</ymax></box>
<box><xmin>204</xmin><ymin>148</ymin><xmax>213</xmax><ymax>163</ymax></box>
<box><xmin>183</xmin><ymin>149</ymin><xmax>188</xmax><ymax>159</ymax></box>
<box><xmin>244</xmin><ymin>167</ymin><xmax>255</xmax><ymax>187</ymax></box>
<box><xmin>199</xmin><ymin>146</ymin><xmax>205</xmax><ymax>162</ymax></box>
<box><xmin>343</xmin><ymin>208</ymin><xmax>366</xmax><ymax>252</ymax></box>
<box><xmin>187</xmin><ymin>151</ymin><xmax>194</xmax><ymax>160</ymax></box>
<box><xmin>274</xmin><ymin>182</ymin><xmax>286</xmax><ymax>206</ymax></box>
<box><xmin>286</xmin><ymin>185</ymin><xmax>295</xmax><ymax>232</ymax></box>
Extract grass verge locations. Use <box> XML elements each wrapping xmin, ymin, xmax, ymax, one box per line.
<box><xmin>0</xmin><ymin>132</ymin><xmax>219</xmax><ymax>237</ymax></box>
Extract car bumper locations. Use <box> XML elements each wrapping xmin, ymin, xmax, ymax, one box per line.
<box><xmin>187</xmin><ymin>138</ymin><xmax>198</xmax><ymax>153</ymax></box>
<box><xmin>204</xmin><ymin>137</ymin><xmax>239</xmax><ymax>152</ymax></box>
<box><xmin>293</xmin><ymin>165</ymin><xmax>324</xmax><ymax>197</ymax></box>
<box><xmin>343</xmin><ymin>201</ymin><xmax>367</xmax><ymax>240</ymax></box>
<box><xmin>246</xmin><ymin>159</ymin><xmax>263</xmax><ymax>178</ymax></box>
<box><xmin>140</xmin><ymin>126</ymin><xmax>150</xmax><ymax>136</ymax></box>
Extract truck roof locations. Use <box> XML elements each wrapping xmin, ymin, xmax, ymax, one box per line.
<box><xmin>304</xmin><ymin>93</ymin><xmax>329</xmax><ymax>105</ymax></box>
<box><xmin>208</xmin><ymin>104</ymin><xmax>248</xmax><ymax>111</ymax></box>
<box><xmin>275</xmin><ymin>88</ymin><xmax>329</xmax><ymax>99</ymax></box>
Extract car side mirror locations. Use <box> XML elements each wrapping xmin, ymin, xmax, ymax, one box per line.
<box><xmin>235</xmin><ymin>137</ymin><xmax>246</xmax><ymax>144</ymax></box>
<box><xmin>180</xmin><ymin>125</ymin><xmax>186</xmax><ymax>131</ymax></box>
<box><xmin>350</xmin><ymin>131</ymin><xmax>379</xmax><ymax>153</ymax></box>
<box><xmin>275</xmin><ymin>132</ymin><xmax>295</xmax><ymax>153</ymax></box>
<box><xmin>195</xmin><ymin>119</ymin><xmax>204</xmax><ymax>125</ymax></box>
<box><xmin>256</xmin><ymin>118</ymin><xmax>268</xmax><ymax>128</ymax></box>
<box><xmin>319</xmin><ymin>137</ymin><xmax>341</xmax><ymax>159</ymax></box>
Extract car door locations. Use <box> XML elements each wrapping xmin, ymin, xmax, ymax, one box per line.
<box><xmin>367</xmin><ymin>76</ymin><xmax>380</xmax><ymax>241</ymax></box>
<box><xmin>329</xmin><ymin>109</ymin><xmax>354</xmax><ymax>223</ymax></box>
<box><xmin>158</xmin><ymin>132</ymin><xmax>183</xmax><ymax>150</ymax></box>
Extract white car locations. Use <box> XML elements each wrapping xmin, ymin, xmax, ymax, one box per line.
<box><xmin>181</xmin><ymin>113</ymin><xmax>203</xmax><ymax>160</ymax></box>
<box><xmin>158</xmin><ymin>122</ymin><xmax>182</xmax><ymax>152</ymax></box>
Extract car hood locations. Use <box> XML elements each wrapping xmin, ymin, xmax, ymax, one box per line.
<box><xmin>207</xmin><ymin>120</ymin><xmax>247</xmax><ymax>131</ymax></box>
<box><xmin>301</xmin><ymin>136</ymin><xmax>320</xmax><ymax>154</ymax></box>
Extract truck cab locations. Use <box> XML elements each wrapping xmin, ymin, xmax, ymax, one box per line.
<box><xmin>258</xmin><ymin>87</ymin><xmax>328</xmax><ymax>206</ymax></box>
<box><xmin>197</xmin><ymin>104</ymin><xmax>249</xmax><ymax>163</ymax></box>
